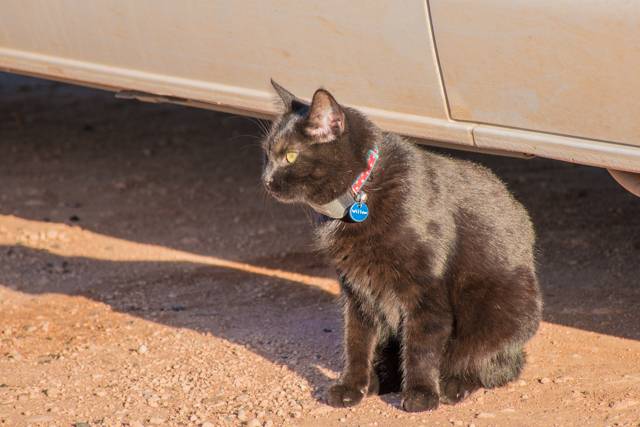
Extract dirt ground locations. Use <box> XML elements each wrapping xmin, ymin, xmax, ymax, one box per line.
<box><xmin>0</xmin><ymin>73</ymin><xmax>639</xmax><ymax>427</ymax></box>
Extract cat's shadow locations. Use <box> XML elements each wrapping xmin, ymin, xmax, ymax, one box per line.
<box><xmin>0</xmin><ymin>244</ymin><xmax>347</xmax><ymax>402</ymax></box>
<box><xmin>2</xmin><ymin>172</ymin><xmax>640</xmax><ymax>409</ymax></box>
<box><xmin>2</xmin><ymin>72</ymin><xmax>640</xmax><ymax>410</ymax></box>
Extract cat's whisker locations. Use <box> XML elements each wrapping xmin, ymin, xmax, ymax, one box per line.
<box><xmin>224</xmin><ymin>115</ymin><xmax>272</xmax><ymax>138</ymax></box>
<box><xmin>258</xmin><ymin>119</ymin><xmax>272</xmax><ymax>137</ymax></box>
<box><xmin>227</xmin><ymin>133</ymin><xmax>262</xmax><ymax>141</ymax></box>
<box><xmin>225</xmin><ymin>135</ymin><xmax>266</xmax><ymax>151</ymax></box>
<box><xmin>251</xmin><ymin>118</ymin><xmax>272</xmax><ymax>138</ymax></box>
<box><xmin>302</xmin><ymin>206</ymin><xmax>315</xmax><ymax>225</ymax></box>
<box><xmin>236</xmin><ymin>141</ymin><xmax>265</xmax><ymax>155</ymax></box>
<box><xmin>257</xmin><ymin>186</ymin><xmax>277</xmax><ymax>222</ymax></box>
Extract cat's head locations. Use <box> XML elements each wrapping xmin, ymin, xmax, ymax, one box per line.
<box><xmin>262</xmin><ymin>80</ymin><xmax>376</xmax><ymax>207</ymax></box>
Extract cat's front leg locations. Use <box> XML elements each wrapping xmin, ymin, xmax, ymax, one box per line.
<box><xmin>328</xmin><ymin>294</ymin><xmax>379</xmax><ymax>408</ymax></box>
<box><xmin>401</xmin><ymin>301</ymin><xmax>452</xmax><ymax>412</ymax></box>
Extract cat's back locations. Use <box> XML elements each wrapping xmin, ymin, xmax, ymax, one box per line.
<box><xmin>387</xmin><ymin>135</ymin><xmax>535</xmax><ymax>267</ymax></box>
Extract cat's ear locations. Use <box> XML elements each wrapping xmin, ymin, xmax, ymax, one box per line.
<box><xmin>303</xmin><ymin>89</ymin><xmax>345</xmax><ymax>143</ymax></box>
<box><xmin>270</xmin><ymin>79</ymin><xmax>309</xmax><ymax>114</ymax></box>
<box><xmin>271</xmin><ymin>79</ymin><xmax>295</xmax><ymax>108</ymax></box>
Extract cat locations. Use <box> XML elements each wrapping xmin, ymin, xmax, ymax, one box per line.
<box><xmin>262</xmin><ymin>80</ymin><xmax>542</xmax><ymax>412</ymax></box>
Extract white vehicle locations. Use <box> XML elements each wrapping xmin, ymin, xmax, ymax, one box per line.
<box><xmin>2</xmin><ymin>0</ymin><xmax>639</xmax><ymax>195</ymax></box>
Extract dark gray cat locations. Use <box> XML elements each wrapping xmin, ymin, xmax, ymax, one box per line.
<box><xmin>262</xmin><ymin>81</ymin><xmax>542</xmax><ymax>412</ymax></box>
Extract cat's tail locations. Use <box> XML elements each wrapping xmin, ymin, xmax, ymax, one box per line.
<box><xmin>475</xmin><ymin>345</ymin><xmax>526</xmax><ymax>388</ymax></box>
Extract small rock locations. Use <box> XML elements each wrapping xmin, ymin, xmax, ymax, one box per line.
<box><xmin>43</xmin><ymin>388</ymin><xmax>59</xmax><ymax>398</ymax></box>
<box><xmin>310</xmin><ymin>407</ymin><xmax>332</xmax><ymax>415</ymax></box>
<box><xmin>339</xmin><ymin>417</ymin><xmax>347</xmax><ymax>423</ymax></box>
<box><xmin>74</xmin><ymin>423</ymin><xmax>91</xmax><ymax>427</ymax></box>
<box><xmin>539</xmin><ymin>377</ymin><xmax>551</xmax><ymax>384</ymax></box>
<box><xmin>264</xmin><ymin>420</ymin><xmax>274</xmax><ymax>427</ymax></box>
<box><xmin>476</xmin><ymin>412</ymin><xmax>496</xmax><ymax>418</ymax></box>
<box><xmin>149</xmin><ymin>417</ymin><xmax>165</xmax><ymax>425</ymax></box>
<box><xmin>246</xmin><ymin>419</ymin><xmax>261</xmax><ymax>427</ymax></box>
<box><xmin>554</xmin><ymin>376</ymin><xmax>574</xmax><ymax>384</ymax></box>
<box><xmin>609</xmin><ymin>399</ymin><xmax>638</xmax><ymax>410</ymax></box>
<box><xmin>237</xmin><ymin>409</ymin><xmax>248</xmax><ymax>422</ymax></box>
<box><xmin>137</xmin><ymin>344</ymin><xmax>148</xmax><ymax>354</ymax></box>
<box><xmin>291</xmin><ymin>411</ymin><xmax>302</xmax><ymax>418</ymax></box>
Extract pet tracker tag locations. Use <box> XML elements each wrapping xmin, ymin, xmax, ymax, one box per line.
<box><xmin>348</xmin><ymin>202</ymin><xmax>369</xmax><ymax>222</ymax></box>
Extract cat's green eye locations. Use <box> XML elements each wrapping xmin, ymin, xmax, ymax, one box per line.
<box><xmin>286</xmin><ymin>150</ymin><xmax>299</xmax><ymax>164</ymax></box>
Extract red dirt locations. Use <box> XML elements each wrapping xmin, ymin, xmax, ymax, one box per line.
<box><xmin>0</xmin><ymin>74</ymin><xmax>639</xmax><ymax>426</ymax></box>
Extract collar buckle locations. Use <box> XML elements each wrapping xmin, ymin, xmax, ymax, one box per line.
<box><xmin>310</xmin><ymin>147</ymin><xmax>379</xmax><ymax>220</ymax></box>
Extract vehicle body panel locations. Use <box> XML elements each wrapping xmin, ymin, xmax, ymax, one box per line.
<box><xmin>1</xmin><ymin>0</ymin><xmax>640</xmax><ymax>176</ymax></box>
<box><xmin>430</xmin><ymin>0</ymin><xmax>640</xmax><ymax>147</ymax></box>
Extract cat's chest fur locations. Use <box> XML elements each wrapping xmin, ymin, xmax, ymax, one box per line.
<box><xmin>313</xmin><ymin>144</ymin><xmax>449</xmax><ymax>332</ymax></box>
<box><xmin>316</xmin><ymin>219</ymin><xmax>416</xmax><ymax>332</ymax></box>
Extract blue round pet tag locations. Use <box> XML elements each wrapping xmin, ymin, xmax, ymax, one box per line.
<box><xmin>348</xmin><ymin>202</ymin><xmax>369</xmax><ymax>223</ymax></box>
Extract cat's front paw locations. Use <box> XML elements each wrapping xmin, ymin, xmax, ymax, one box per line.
<box><xmin>327</xmin><ymin>384</ymin><xmax>366</xmax><ymax>408</ymax></box>
<box><xmin>367</xmin><ymin>372</ymin><xmax>380</xmax><ymax>396</ymax></box>
<box><xmin>441</xmin><ymin>376</ymin><xmax>479</xmax><ymax>404</ymax></box>
<box><xmin>401</xmin><ymin>388</ymin><xmax>439</xmax><ymax>412</ymax></box>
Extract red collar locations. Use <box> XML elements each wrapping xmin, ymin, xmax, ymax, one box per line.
<box><xmin>351</xmin><ymin>147</ymin><xmax>379</xmax><ymax>196</ymax></box>
<box><xmin>308</xmin><ymin>147</ymin><xmax>380</xmax><ymax>220</ymax></box>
